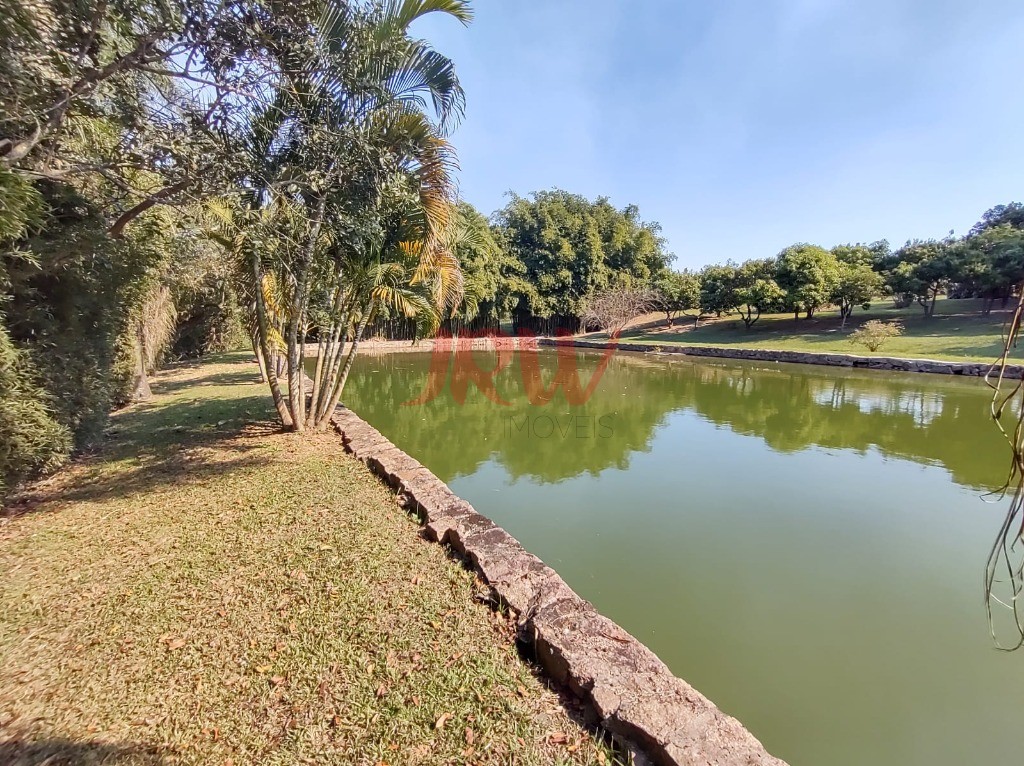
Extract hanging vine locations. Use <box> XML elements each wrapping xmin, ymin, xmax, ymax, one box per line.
<box><xmin>984</xmin><ymin>285</ymin><xmax>1024</xmax><ymax>649</ymax></box>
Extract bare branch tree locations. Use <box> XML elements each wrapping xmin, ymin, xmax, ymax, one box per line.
<box><xmin>581</xmin><ymin>287</ymin><xmax>658</xmax><ymax>337</ymax></box>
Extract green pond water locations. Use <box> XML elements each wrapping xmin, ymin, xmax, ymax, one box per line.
<box><xmin>337</xmin><ymin>348</ymin><xmax>1024</xmax><ymax>765</ymax></box>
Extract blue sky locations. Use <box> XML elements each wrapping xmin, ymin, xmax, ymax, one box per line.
<box><xmin>416</xmin><ymin>0</ymin><xmax>1024</xmax><ymax>269</ymax></box>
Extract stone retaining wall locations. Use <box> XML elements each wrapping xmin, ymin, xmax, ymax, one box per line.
<box><xmin>550</xmin><ymin>339</ymin><xmax>1024</xmax><ymax>378</ymax></box>
<box><xmin>331</xmin><ymin>406</ymin><xmax>787</xmax><ymax>766</ymax></box>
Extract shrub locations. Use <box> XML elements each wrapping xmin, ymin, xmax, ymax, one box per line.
<box><xmin>582</xmin><ymin>287</ymin><xmax>658</xmax><ymax>336</ymax></box>
<box><xmin>849</xmin><ymin>319</ymin><xmax>904</xmax><ymax>352</ymax></box>
<box><xmin>0</xmin><ymin>322</ymin><xmax>71</xmax><ymax>495</ymax></box>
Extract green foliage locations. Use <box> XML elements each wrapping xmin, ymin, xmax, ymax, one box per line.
<box><xmin>450</xmin><ymin>202</ymin><xmax>520</xmax><ymax>323</ymax></box>
<box><xmin>849</xmin><ymin>319</ymin><xmax>904</xmax><ymax>352</ymax></box>
<box><xmin>0</xmin><ymin>321</ymin><xmax>70</xmax><ymax>494</ymax></box>
<box><xmin>233</xmin><ymin>0</ymin><xmax>474</xmax><ymax>431</ymax></box>
<box><xmin>953</xmin><ymin>226</ymin><xmax>1024</xmax><ymax>310</ymax></box>
<box><xmin>2</xmin><ymin>183</ymin><xmax>143</xmax><ymax>444</ymax></box>
<box><xmin>696</xmin><ymin>259</ymin><xmax>784</xmax><ymax>328</ymax></box>
<box><xmin>495</xmin><ymin>190</ymin><xmax>671</xmax><ymax>319</ymax></box>
<box><xmin>775</xmin><ymin>243</ymin><xmax>840</xmax><ymax>318</ymax></box>
<box><xmin>734</xmin><ymin>274</ymin><xmax>786</xmax><ymax>329</ymax></box>
<box><xmin>832</xmin><ymin>262</ymin><xmax>883</xmax><ymax>326</ymax></box>
<box><xmin>654</xmin><ymin>270</ymin><xmax>700</xmax><ymax>325</ymax></box>
<box><xmin>168</xmin><ymin>236</ymin><xmax>245</xmax><ymax>357</ymax></box>
<box><xmin>832</xmin><ymin>240</ymin><xmax>889</xmax><ymax>269</ymax></box>
<box><xmin>970</xmin><ymin>202</ymin><xmax>1024</xmax><ymax>235</ymax></box>
<box><xmin>698</xmin><ymin>262</ymin><xmax>739</xmax><ymax>316</ymax></box>
<box><xmin>0</xmin><ymin>0</ymin><xmax>258</xmax><ymax>494</ymax></box>
<box><xmin>0</xmin><ymin>167</ymin><xmax>43</xmax><ymax>242</ymax></box>
<box><xmin>880</xmin><ymin>239</ymin><xmax>956</xmax><ymax>317</ymax></box>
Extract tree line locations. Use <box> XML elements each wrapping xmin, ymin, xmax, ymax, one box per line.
<box><xmin>446</xmin><ymin>197</ymin><xmax>1024</xmax><ymax>335</ymax></box>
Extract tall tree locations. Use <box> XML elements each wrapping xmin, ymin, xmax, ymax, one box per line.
<box><xmin>698</xmin><ymin>262</ymin><xmax>739</xmax><ymax>317</ymax></box>
<box><xmin>832</xmin><ymin>262</ymin><xmax>882</xmax><ymax>327</ymax></box>
<box><xmin>494</xmin><ymin>190</ymin><xmax>671</xmax><ymax>322</ymax></box>
<box><xmin>885</xmin><ymin>239</ymin><xmax>955</xmax><ymax>317</ymax></box>
<box><xmin>955</xmin><ymin>226</ymin><xmax>1024</xmax><ymax>312</ymax></box>
<box><xmin>0</xmin><ymin>0</ymin><xmax>274</xmax><ymax>232</ymax></box>
<box><xmin>775</xmin><ymin>243</ymin><xmax>840</xmax><ymax>319</ymax></box>
<box><xmin>449</xmin><ymin>202</ymin><xmax>521</xmax><ymax>326</ymax></box>
<box><xmin>970</xmin><ymin>202</ymin><xmax>1024</xmax><ymax>235</ymax></box>
<box><xmin>654</xmin><ymin>270</ymin><xmax>700</xmax><ymax>327</ymax></box>
<box><xmin>733</xmin><ymin>259</ymin><xmax>786</xmax><ymax>329</ymax></box>
<box><xmin>242</xmin><ymin>0</ymin><xmax>472</xmax><ymax>432</ymax></box>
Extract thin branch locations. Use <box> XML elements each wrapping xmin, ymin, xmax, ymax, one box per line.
<box><xmin>108</xmin><ymin>178</ymin><xmax>193</xmax><ymax>237</ymax></box>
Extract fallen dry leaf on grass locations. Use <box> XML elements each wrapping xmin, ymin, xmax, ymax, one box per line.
<box><xmin>434</xmin><ymin>712</ymin><xmax>451</xmax><ymax>730</ymax></box>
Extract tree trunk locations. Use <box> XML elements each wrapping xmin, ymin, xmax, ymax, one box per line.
<box><xmin>252</xmin><ymin>334</ymin><xmax>268</xmax><ymax>383</ymax></box>
<box><xmin>313</xmin><ymin>308</ymin><xmax>352</xmax><ymax>425</ymax></box>
<box><xmin>130</xmin><ymin>325</ymin><xmax>152</xmax><ymax>402</ymax></box>
<box><xmin>252</xmin><ymin>254</ymin><xmax>293</xmax><ymax>429</ymax></box>
<box><xmin>285</xmin><ymin>193</ymin><xmax>330</xmax><ymax>431</ymax></box>
<box><xmin>316</xmin><ymin>303</ymin><xmax>373</xmax><ymax>430</ymax></box>
<box><xmin>306</xmin><ymin>283</ymin><xmax>346</xmax><ymax>429</ymax></box>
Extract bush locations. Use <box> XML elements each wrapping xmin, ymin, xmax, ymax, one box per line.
<box><xmin>169</xmin><ymin>244</ymin><xmax>245</xmax><ymax>358</ymax></box>
<box><xmin>4</xmin><ymin>184</ymin><xmax>151</xmax><ymax>444</ymax></box>
<box><xmin>849</xmin><ymin>319</ymin><xmax>904</xmax><ymax>352</ymax></box>
<box><xmin>582</xmin><ymin>287</ymin><xmax>658</xmax><ymax>336</ymax></box>
<box><xmin>0</xmin><ymin>322</ymin><xmax>71</xmax><ymax>494</ymax></box>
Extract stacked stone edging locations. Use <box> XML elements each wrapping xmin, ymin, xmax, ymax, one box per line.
<box><xmin>331</xmin><ymin>406</ymin><xmax>786</xmax><ymax>766</ymax></box>
<box><xmin>551</xmin><ymin>339</ymin><xmax>1024</xmax><ymax>378</ymax></box>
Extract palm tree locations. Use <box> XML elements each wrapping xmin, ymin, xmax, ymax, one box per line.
<box><xmin>237</xmin><ymin>0</ymin><xmax>471</xmax><ymax>431</ymax></box>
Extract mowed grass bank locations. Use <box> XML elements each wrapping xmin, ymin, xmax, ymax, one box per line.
<box><xmin>608</xmin><ymin>298</ymin><xmax>1019</xmax><ymax>363</ymax></box>
<box><xmin>0</xmin><ymin>353</ymin><xmax>614</xmax><ymax>766</ymax></box>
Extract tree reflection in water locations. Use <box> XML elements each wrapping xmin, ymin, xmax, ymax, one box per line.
<box><xmin>338</xmin><ymin>349</ymin><xmax>1002</xmax><ymax>492</ymax></box>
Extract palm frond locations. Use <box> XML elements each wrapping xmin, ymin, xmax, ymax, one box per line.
<box><xmin>385</xmin><ymin>41</ymin><xmax>466</xmax><ymax>128</ymax></box>
<box><xmin>379</xmin><ymin>0</ymin><xmax>473</xmax><ymax>37</ymax></box>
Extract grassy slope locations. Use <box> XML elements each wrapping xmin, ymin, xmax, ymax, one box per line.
<box><xmin>0</xmin><ymin>353</ymin><xmax>613</xmax><ymax>766</ymax></box>
<box><xmin>607</xmin><ymin>297</ymin><xmax>1019</xmax><ymax>363</ymax></box>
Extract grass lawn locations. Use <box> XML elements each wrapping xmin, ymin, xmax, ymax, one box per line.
<box><xmin>604</xmin><ymin>297</ymin><xmax>1020</xmax><ymax>363</ymax></box>
<box><xmin>0</xmin><ymin>353</ymin><xmax>614</xmax><ymax>766</ymax></box>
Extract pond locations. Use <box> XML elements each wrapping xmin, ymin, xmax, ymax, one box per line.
<box><xmin>339</xmin><ymin>347</ymin><xmax>1024</xmax><ymax>766</ymax></box>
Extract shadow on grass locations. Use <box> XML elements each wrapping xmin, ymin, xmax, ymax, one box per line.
<box><xmin>5</xmin><ymin>363</ymin><xmax>280</xmax><ymax>517</ymax></box>
<box><xmin>0</xmin><ymin>737</ymin><xmax>162</xmax><ymax>765</ymax></box>
<box><xmin>150</xmin><ymin>367</ymin><xmax>262</xmax><ymax>395</ymax></box>
<box><xmin>617</xmin><ymin>306</ymin><xmax>1016</xmax><ymax>360</ymax></box>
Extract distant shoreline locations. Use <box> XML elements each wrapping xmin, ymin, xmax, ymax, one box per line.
<box><xmin>303</xmin><ymin>335</ymin><xmax>1019</xmax><ymax>378</ymax></box>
